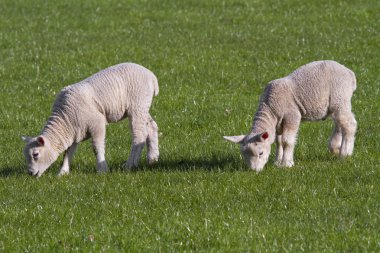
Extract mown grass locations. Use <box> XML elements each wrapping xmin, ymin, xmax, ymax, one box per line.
<box><xmin>0</xmin><ymin>0</ymin><xmax>379</xmax><ymax>251</ymax></box>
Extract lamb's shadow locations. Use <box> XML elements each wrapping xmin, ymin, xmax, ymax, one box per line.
<box><xmin>0</xmin><ymin>166</ymin><xmax>25</xmax><ymax>177</ymax></box>
<box><xmin>112</xmin><ymin>154</ymin><xmax>241</xmax><ymax>172</ymax></box>
<box><xmin>295</xmin><ymin>151</ymin><xmax>341</xmax><ymax>163</ymax></box>
<box><xmin>155</xmin><ymin>156</ymin><xmax>238</xmax><ymax>171</ymax></box>
<box><xmin>0</xmin><ymin>154</ymin><xmax>241</xmax><ymax>177</ymax></box>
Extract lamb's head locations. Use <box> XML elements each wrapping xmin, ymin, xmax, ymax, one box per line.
<box><xmin>22</xmin><ymin>136</ymin><xmax>58</xmax><ymax>177</ymax></box>
<box><xmin>224</xmin><ymin>132</ymin><xmax>270</xmax><ymax>171</ymax></box>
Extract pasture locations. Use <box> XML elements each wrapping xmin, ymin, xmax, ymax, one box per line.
<box><xmin>0</xmin><ymin>0</ymin><xmax>379</xmax><ymax>251</ymax></box>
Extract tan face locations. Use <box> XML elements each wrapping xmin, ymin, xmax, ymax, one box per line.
<box><xmin>22</xmin><ymin>136</ymin><xmax>56</xmax><ymax>177</ymax></box>
<box><xmin>224</xmin><ymin>132</ymin><xmax>270</xmax><ymax>172</ymax></box>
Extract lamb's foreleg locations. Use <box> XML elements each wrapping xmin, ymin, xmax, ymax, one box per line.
<box><xmin>275</xmin><ymin>135</ymin><xmax>283</xmax><ymax>166</ymax></box>
<box><xmin>125</xmin><ymin>113</ymin><xmax>148</xmax><ymax>169</ymax></box>
<box><xmin>58</xmin><ymin>143</ymin><xmax>78</xmax><ymax>176</ymax></box>
<box><xmin>280</xmin><ymin>134</ymin><xmax>297</xmax><ymax>167</ymax></box>
<box><xmin>91</xmin><ymin>120</ymin><xmax>108</xmax><ymax>173</ymax></box>
<box><xmin>146</xmin><ymin>115</ymin><xmax>159</xmax><ymax>165</ymax></box>
<box><xmin>278</xmin><ymin>115</ymin><xmax>300</xmax><ymax>168</ymax></box>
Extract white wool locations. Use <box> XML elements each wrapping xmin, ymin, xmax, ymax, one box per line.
<box><xmin>23</xmin><ymin>63</ymin><xmax>159</xmax><ymax>177</ymax></box>
<box><xmin>224</xmin><ymin>60</ymin><xmax>357</xmax><ymax>171</ymax></box>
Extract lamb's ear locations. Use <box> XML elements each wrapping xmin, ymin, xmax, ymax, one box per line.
<box><xmin>223</xmin><ymin>135</ymin><xmax>246</xmax><ymax>144</ymax></box>
<box><xmin>37</xmin><ymin>136</ymin><xmax>45</xmax><ymax>146</ymax></box>
<box><xmin>259</xmin><ymin>132</ymin><xmax>269</xmax><ymax>142</ymax></box>
<box><xmin>21</xmin><ymin>136</ymin><xmax>32</xmax><ymax>143</ymax></box>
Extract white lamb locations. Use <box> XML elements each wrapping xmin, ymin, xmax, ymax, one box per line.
<box><xmin>22</xmin><ymin>63</ymin><xmax>159</xmax><ymax>177</ymax></box>
<box><xmin>224</xmin><ymin>60</ymin><xmax>357</xmax><ymax>171</ymax></box>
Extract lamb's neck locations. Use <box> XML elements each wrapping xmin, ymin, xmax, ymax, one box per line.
<box><xmin>41</xmin><ymin>114</ymin><xmax>75</xmax><ymax>154</ymax></box>
<box><xmin>251</xmin><ymin>103</ymin><xmax>277</xmax><ymax>143</ymax></box>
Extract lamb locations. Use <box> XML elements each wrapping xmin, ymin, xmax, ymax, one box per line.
<box><xmin>224</xmin><ymin>60</ymin><xmax>357</xmax><ymax>171</ymax></box>
<box><xmin>22</xmin><ymin>63</ymin><xmax>159</xmax><ymax>177</ymax></box>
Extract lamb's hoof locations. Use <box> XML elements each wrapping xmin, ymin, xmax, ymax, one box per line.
<box><xmin>147</xmin><ymin>156</ymin><xmax>159</xmax><ymax>165</ymax></box>
<box><xmin>274</xmin><ymin>160</ymin><xmax>282</xmax><ymax>167</ymax></box>
<box><xmin>277</xmin><ymin>160</ymin><xmax>294</xmax><ymax>168</ymax></box>
<box><xmin>329</xmin><ymin>147</ymin><xmax>341</xmax><ymax>155</ymax></box>
<box><xmin>339</xmin><ymin>152</ymin><xmax>352</xmax><ymax>158</ymax></box>
<box><xmin>147</xmin><ymin>150</ymin><xmax>159</xmax><ymax>165</ymax></box>
<box><xmin>253</xmin><ymin>167</ymin><xmax>264</xmax><ymax>173</ymax></box>
<box><xmin>58</xmin><ymin>170</ymin><xmax>69</xmax><ymax>177</ymax></box>
<box><xmin>283</xmin><ymin>160</ymin><xmax>295</xmax><ymax>167</ymax></box>
<box><xmin>97</xmin><ymin>161</ymin><xmax>109</xmax><ymax>173</ymax></box>
<box><xmin>123</xmin><ymin>160</ymin><xmax>137</xmax><ymax>170</ymax></box>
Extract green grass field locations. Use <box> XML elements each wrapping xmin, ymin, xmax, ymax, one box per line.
<box><xmin>1</xmin><ymin>0</ymin><xmax>379</xmax><ymax>251</ymax></box>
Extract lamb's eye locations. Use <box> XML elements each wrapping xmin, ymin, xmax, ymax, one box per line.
<box><xmin>259</xmin><ymin>152</ymin><xmax>264</xmax><ymax>156</ymax></box>
<box><xmin>32</xmin><ymin>152</ymin><xmax>39</xmax><ymax>159</ymax></box>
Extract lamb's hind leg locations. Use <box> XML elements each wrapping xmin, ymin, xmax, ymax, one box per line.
<box><xmin>328</xmin><ymin>119</ymin><xmax>342</xmax><ymax>155</ymax></box>
<box><xmin>146</xmin><ymin>115</ymin><xmax>159</xmax><ymax>165</ymax></box>
<box><xmin>125</xmin><ymin>113</ymin><xmax>149</xmax><ymax>169</ymax></box>
<box><xmin>336</xmin><ymin>111</ymin><xmax>357</xmax><ymax>157</ymax></box>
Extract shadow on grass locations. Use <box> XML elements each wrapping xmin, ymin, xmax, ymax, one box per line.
<box><xmin>0</xmin><ymin>166</ymin><xmax>25</xmax><ymax>177</ymax></box>
<box><xmin>0</xmin><ymin>152</ymin><xmax>242</xmax><ymax>177</ymax></box>
<box><xmin>0</xmin><ymin>152</ymin><xmax>343</xmax><ymax>178</ymax></box>
<box><xmin>151</xmin><ymin>156</ymin><xmax>239</xmax><ymax>172</ymax></box>
<box><xmin>110</xmin><ymin>154</ymin><xmax>241</xmax><ymax>173</ymax></box>
<box><xmin>296</xmin><ymin>151</ymin><xmax>342</xmax><ymax>163</ymax></box>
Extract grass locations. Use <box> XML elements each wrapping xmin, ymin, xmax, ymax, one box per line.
<box><xmin>0</xmin><ymin>0</ymin><xmax>379</xmax><ymax>251</ymax></box>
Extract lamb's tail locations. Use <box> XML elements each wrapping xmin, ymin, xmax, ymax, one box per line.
<box><xmin>152</xmin><ymin>75</ymin><xmax>159</xmax><ymax>96</ymax></box>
